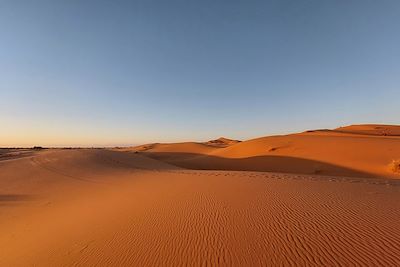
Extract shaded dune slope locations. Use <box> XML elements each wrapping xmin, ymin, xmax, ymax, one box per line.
<box><xmin>132</xmin><ymin>124</ymin><xmax>400</xmax><ymax>179</ymax></box>
<box><xmin>143</xmin><ymin>153</ymin><xmax>374</xmax><ymax>178</ymax></box>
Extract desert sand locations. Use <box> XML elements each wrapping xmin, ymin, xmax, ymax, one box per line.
<box><xmin>131</xmin><ymin>124</ymin><xmax>400</xmax><ymax>179</ymax></box>
<box><xmin>1</xmin><ymin>125</ymin><xmax>400</xmax><ymax>266</ymax></box>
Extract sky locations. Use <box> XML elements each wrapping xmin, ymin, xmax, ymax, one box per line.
<box><xmin>1</xmin><ymin>0</ymin><xmax>399</xmax><ymax>147</ymax></box>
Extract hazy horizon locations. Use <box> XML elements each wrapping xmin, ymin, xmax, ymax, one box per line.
<box><xmin>1</xmin><ymin>122</ymin><xmax>398</xmax><ymax>148</ymax></box>
<box><xmin>1</xmin><ymin>0</ymin><xmax>400</xmax><ymax>147</ymax></box>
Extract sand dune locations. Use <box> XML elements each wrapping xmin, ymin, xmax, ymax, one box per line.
<box><xmin>1</xmin><ymin>149</ymin><xmax>400</xmax><ymax>266</ymax></box>
<box><xmin>124</xmin><ymin>137</ymin><xmax>239</xmax><ymax>154</ymax></box>
<box><xmin>335</xmin><ymin>124</ymin><xmax>400</xmax><ymax>136</ymax></box>
<box><xmin>133</xmin><ymin>124</ymin><xmax>400</xmax><ymax>179</ymax></box>
<box><xmin>119</xmin><ymin>139</ymin><xmax>236</xmax><ymax>163</ymax></box>
<box><xmin>124</xmin><ymin>142</ymin><xmax>218</xmax><ymax>154</ymax></box>
<box><xmin>1</xmin><ymin>125</ymin><xmax>400</xmax><ymax>265</ymax></box>
<box><xmin>204</xmin><ymin>137</ymin><xmax>241</xmax><ymax>147</ymax></box>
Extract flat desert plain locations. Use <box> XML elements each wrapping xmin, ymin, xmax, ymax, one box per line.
<box><xmin>1</xmin><ymin>125</ymin><xmax>400</xmax><ymax>266</ymax></box>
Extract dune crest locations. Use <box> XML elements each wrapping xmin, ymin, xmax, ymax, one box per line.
<box><xmin>128</xmin><ymin>124</ymin><xmax>400</xmax><ymax>179</ymax></box>
<box><xmin>335</xmin><ymin>124</ymin><xmax>400</xmax><ymax>136</ymax></box>
<box><xmin>203</xmin><ymin>137</ymin><xmax>241</xmax><ymax>147</ymax></box>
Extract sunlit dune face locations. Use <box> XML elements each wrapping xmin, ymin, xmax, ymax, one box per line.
<box><xmin>125</xmin><ymin>124</ymin><xmax>400</xmax><ymax>179</ymax></box>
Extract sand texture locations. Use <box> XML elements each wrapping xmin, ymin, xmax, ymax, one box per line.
<box><xmin>130</xmin><ymin>125</ymin><xmax>400</xmax><ymax>179</ymax></box>
<box><xmin>1</xmin><ymin>143</ymin><xmax>400</xmax><ymax>266</ymax></box>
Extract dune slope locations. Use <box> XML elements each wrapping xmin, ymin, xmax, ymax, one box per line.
<box><xmin>135</xmin><ymin>124</ymin><xmax>400</xmax><ymax>179</ymax></box>
<box><xmin>335</xmin><ymin>124</ymin><xmax>400</xmax><ymax>136</ymax></box>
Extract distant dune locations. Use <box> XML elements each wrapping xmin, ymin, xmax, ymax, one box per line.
<box><xmin>127</xmin><ymin>124</ymin><xmax>400</xmax><ymax>179</ymax></box>
<box><xmin>335</xmin><ymin>124</ymin><xmax>400</xmax><ymax>136</ymax></box>
<box><xmin>124</xmin><ymin>137</ymin><xmax>240</xmax><ymax>153</ymax></box>
<box><xmin>203</xmin><ymin>137</ymin><xmax>241</xmax><ymax>147</ymax></box>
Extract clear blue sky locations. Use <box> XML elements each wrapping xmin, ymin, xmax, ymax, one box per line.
<box><xmin>1</xmin><ymin>0</ymin><xmax>399</xmax><ymax>147</ymax></box>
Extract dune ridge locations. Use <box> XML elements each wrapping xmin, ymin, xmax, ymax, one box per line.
<box><xmin>129</xmin><ymin>124</ymin><xmax>400</xmax><ymax>179</ymax></box>
<box><xmin>335</xmin><ymin>124</ymin><xmax>400</xmax><ymax>136</ymax></box>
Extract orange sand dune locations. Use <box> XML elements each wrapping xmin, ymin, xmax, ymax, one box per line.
<box><xmin>204</xmin><ymin>137</ymin><xmax>241</xmax><ymax>147</ymax></box>
<box><xmin>335</xmin><ymin>124</ymin><xmax>400</xmax><ymax>136</ymax></box>
<box><xmin>124</xmin><ymin>137</ymin><xmax>240</xmax><ymax>153</ymax></box>
<box><xmin>133</xmin><ymin>124</ymin><xmax>400</xmax><ymax>179</ymax></box>
<box><xmin>119</xmin><ymin>138</ymin><xmax>239</xmax><ymax>162</ymax></box>
<box><xmin>1</xmin><ymin>149</ymin><xmax>400</xmax><ymax>266</ymax></box>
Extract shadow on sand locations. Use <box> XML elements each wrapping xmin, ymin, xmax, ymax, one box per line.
<box><xmin>0</xmin><ymin>194</ymin><xmax>34</xmax><ymax>202</ymax></box>
<box><xmin>140</xmin><ymin>152</ymin><xmax>375</xmax><ymax>179</ymax></box>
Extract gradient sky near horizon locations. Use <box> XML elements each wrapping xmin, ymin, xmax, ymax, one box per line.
<box><xmin>1</xmin><ymin>0</ymin><xmax>399</xmax><ymax>147</ymax></box>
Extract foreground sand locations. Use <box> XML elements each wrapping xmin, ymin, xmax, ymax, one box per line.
<box><xmin>1</xmin><ymin>149</ymin><xmax>400</xmax><ymax>266</ymax></box>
